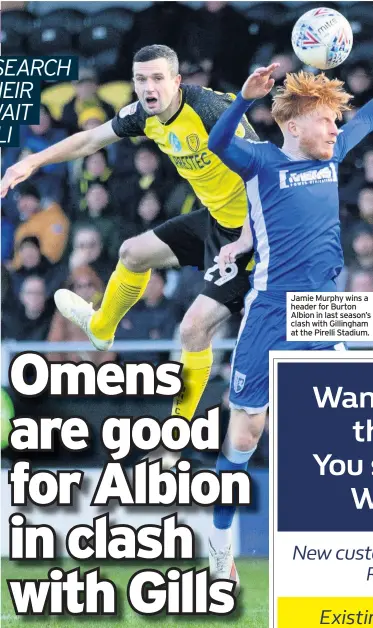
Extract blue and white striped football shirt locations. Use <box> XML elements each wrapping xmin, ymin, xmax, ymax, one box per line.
<box><xmin>208</xmin><ymin>93</ymin><xmax>373</xmax><ymax>291</ymax></box>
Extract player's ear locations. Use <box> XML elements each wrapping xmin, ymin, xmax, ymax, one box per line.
<box><xmin>132</xmin><ymin>77</ymin><xmax>139</xmax><ymax>99</ymax></box>
<box><xmin>288</xmin><ymin>119</ymin><xmax>299</xmax><ymax>138</ymax></box>
<box><xmin>175</xmin><ymin>73</ymin><xmax>182</xmax><ymax>88</ymax></box>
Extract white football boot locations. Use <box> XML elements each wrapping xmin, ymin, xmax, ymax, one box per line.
<box><xmin>143</xmin><ymin>446</ymin><xmax>181</xmax><ymax>471</ymax></box>
<box><xmin>54</xmin><ymin>289</ymin><xmax>113</xmax><ymax>351</ymax></box>
<box><xmin>208</xmin><ymin>539</ymin><xmax>240</xmax><ymax>594</ymax></box>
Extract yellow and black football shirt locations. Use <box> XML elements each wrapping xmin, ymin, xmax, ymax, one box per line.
<box><xmin>112</xmin><ymin>84</ymin><xmax>258</xmax><ymax>229</ymax></box>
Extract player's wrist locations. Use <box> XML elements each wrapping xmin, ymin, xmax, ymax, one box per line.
<box><xmin>238</xmin><ymin>92</ymin><xmax>255</xmax><ymax>108</ymax></box>
<box><xmin>23</xmin><ymin>154</ymin><xmax>40</xmax><ymax>171</ymax></box>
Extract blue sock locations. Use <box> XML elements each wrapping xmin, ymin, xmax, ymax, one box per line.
<box><xmin>213</xmin><ymin>438</ymin><xmax>256</xmax><ymax>530</ymax></box>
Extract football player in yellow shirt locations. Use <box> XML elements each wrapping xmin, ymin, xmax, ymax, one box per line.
<box><xmin>1</xmin><ymin>45</ymin><xmax>260</xmax><ymax>466</ymax></box>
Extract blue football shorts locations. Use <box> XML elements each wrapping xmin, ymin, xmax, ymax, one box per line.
<box><xmin>229</xmin><ymin>288</ymin><xmax>346</xmax><ymax>413</ymax></box>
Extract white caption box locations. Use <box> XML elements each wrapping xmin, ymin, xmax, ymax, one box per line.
<box><xmin>286</xmin><ymin>292</ymin><xmax>373</xmax><ymax>342</ymax></box>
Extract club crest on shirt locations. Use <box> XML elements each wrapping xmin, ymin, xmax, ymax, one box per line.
<box><xmin>186</xmin><ymin>133</ymin><xmax>200</xmax><ymax>152</ymax></box>
<box><xmin>168</xmin><ymin>132</ymin><xmax>182</xmax><ymax>152</ymax></box>
<box><xmin>233</xmin><ymin>370</ymin><xmax>246</xmax><ymax>394</ymax></box>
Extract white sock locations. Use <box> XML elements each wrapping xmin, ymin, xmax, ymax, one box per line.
<box><xmin>210</xmin><ymin>525</ymin><xmax>232</xmax><ymax>550</ymax></box>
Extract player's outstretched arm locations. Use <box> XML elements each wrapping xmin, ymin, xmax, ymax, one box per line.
<box><xmin>1</xmin><ymin>120</ymin><xmax>120</xmax><ymax>198</ymax></box>
<box><xmin>208</xmin><ymin>64</ymin><xmax>279</xmax><ymax>178</ymax></box>
<box><xmin>218</xmin><ymin>215</ymin><xmax>253</xmax><ymax>276</ymax></box>
<box><xmin>336</xmin><ymin>98</ymin><xmax>373</xmax><ymax>162</ymax></box>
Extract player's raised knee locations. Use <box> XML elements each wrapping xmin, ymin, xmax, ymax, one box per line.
<box><xmin>119</xmin><ymin>237</ymin><xmax>149</xmax><ymax>272</ymax></box>
<box><xmin>179</xmin><ymin>311</ymin><xmax>210</xmax><ymax>350</ymax></box>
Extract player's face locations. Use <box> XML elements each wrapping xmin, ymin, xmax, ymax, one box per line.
<box><xmin>133</xmin><ymin>58</ymin><xmax>181</xmax><ymax>118</ymax></box>
<box><xmin>294</xmin><ymin>106</ymin><xmax>339</xmax><ymax>160</ymax></box>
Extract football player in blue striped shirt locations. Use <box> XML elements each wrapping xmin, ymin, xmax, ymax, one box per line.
<box><xmin>207</xmin><ymin>65</ymin><xmax>373</xmax><ymax>586</ymax></box>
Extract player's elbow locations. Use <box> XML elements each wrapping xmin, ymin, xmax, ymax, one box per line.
<box><xmin>65</xmin><ymin>130</ymin><xmax>97</xmax><ymax>159</ymax></box>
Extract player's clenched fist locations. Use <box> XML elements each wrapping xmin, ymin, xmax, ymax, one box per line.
<box><xmin>218</xmin><ymin>241</ymin><xmax>246</xmax><ymax>277</ymax></box>
<box><xmin>1</xmin><ymin>159</ymin><xmax>36</xmax><ymax>197</ymax></box>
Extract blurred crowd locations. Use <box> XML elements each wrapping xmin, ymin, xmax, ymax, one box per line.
<box><xmin>2</xmin><ymin>0</ymin><xmax>373</xmax><ymax>380</ymax></box>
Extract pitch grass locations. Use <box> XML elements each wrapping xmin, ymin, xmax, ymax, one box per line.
<box><xmin>1</xmin><ymin>558</ymin><xmax>268</xmax><ymax>628</ymax></box>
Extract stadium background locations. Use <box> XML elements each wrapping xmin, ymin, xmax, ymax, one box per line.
<box><xmin>1</xmin><ymin>1</ymin><xmax>373</xmax><ymax>626</ymax></box>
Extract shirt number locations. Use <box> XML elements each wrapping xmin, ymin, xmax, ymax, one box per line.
<box><xmin>204</xmin><ymin>256</ymin><xmax>238</xmax><ymax>286</ymax></box>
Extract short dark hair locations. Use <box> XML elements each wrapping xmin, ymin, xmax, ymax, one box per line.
<box><xmin>16</xmin><ymin>182</ymin><xmax>41</xmax><ymax>201</ymax></box>
<box><xmin>133</xmin><ymin>45</ymin><xmax>179</xmax><ymax>77</ymax></box>
<box><xmin>18</xmin><ymin>236</ymin><xmax>41</xmax><ymax>251</ymax></box>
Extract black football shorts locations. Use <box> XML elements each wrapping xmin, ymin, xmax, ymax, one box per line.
<box><xmin>154</xmin><ymin>208</ymin><xmax>253</xmax><ymax>313</ymax></box>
